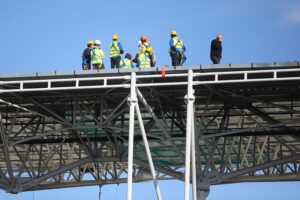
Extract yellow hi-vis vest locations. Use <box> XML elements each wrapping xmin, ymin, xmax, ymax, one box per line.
<box><xmin>138</xmin><ymin>53</ymin><xmax>151</xmax><ymax>68</ymax></box>
<box><xmin>110</xmin><ymin>41</ymin><xmax>120</xmax><ymax>57</ymax></box>
<box><xmin>169</xmin><ymin>37</ymin><xmax>184</xmax><ymax>53</ymax></box>
<box><xmin>91</xmin><ymin>47</ymin><xmax>105</xmax><ymax>64</ymax></box>
<box><xmin>120</xmin><ymin>58</ymin><xmax>132</xmax><ymax>69</ymax></box>
<box><xmin>141</xmin><ymin>42</ymin><xmax>151</xmax><ymax>53</ymax></box>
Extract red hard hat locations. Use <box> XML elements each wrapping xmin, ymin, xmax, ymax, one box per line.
<box><xmin>140</xmin><ymin>36</ymin><xmax>147</xmax><ymax>41</ymax></box>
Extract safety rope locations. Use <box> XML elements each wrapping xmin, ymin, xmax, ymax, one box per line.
<box><xmin>99</xmin><ymin>185</ymin><xmax>102</xmax><ymax>200</ymax></box>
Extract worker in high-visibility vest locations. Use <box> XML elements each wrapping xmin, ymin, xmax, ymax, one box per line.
<box><xmin>90</xmin><ymin>40</ymin><xmax>105</xmax><ymax>69</ymax></box>
<box><xmin>82</xmin><ymin>40</ymin><xmax>94</xmax><ymax>70</ymax></box>
<box><xmin>120</xmin><ymin>53</ymin><xmax>135</xmax><ymax>69</ymax></box>
<box><xmin>139</xmin><ymin>36</ymin><xmax>156</xmax><ymax>66</ymax></box>
<box><xmin>137</xmin><ymin>47</ymin><xmax>154</xmax><ymax>68</ymax></box>
<box><xmin>110</xmin><ymin>35</ymin><xmax>124</xmax><ymax>69</ymax></box>
<box><xmin>169</xmin><ymin>30</ymin><xmax>186</xmax><ymax>66</ymax></box>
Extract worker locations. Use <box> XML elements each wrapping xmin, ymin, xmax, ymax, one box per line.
<box><xmin>139</xmin><ymin>36</ymin><xmax>156</xmax><ymax>66</ymax></box>
<box><xmin>210</xmin><ymin>34</ymin><xmax>223</xmax><ymax>64</ymax></box>
<box><xmin>137</xmin><ymin>47</ymin><xmax>154</xmax><ymax>68</ymax></box>
<box><xmin>82</xmin><ymin>40</ymin><xmax>94</xmax><ymax>70</ymax></box>
<box><xmin>110</xmin><ymin>35</ymin><xmax>124</xmax><ymax>69</ymax></box>
<box><xmin>169</xmin><ymin>30</ymin><xmax>186</xmax><ymax>66</ymax></box>
<box><xmin>120</xmin><ymin>53</ymin><xmax>135</xmax><ymax>69</ymax></box>
<box><xmin>90</xmin><ymin>40</ymin><xmax>105</xmax><ymax>70</ymax></box>
<box><xmin>139</xmin><ymin>36</ymin><xmax>150</xmax><ymax>52</ymax></box>
<box><xmin>132</xmin><ymin>40</ymin><xmax>142</xmax><ymax>63</ymax></box>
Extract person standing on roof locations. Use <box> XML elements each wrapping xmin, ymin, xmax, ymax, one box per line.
<box><xmin>90</xmin><ymin>40</ymin><xmax>105</xmax><ymax>70</ymax></box>
<box><xmin>120</xmin><ymin>53</ymin><xmax>135</xmax><ymax>69</ymax></box>
<box><xmin>139</xmin><ymin>36</ymin><xmax>156</xmax><ymax>66</ymax></box>
<box><xmin>210</xmin><ymin>34</ymin><xmax>223</xmax><ymax>64</ymax></box>
<box><xmin>132</xmin><ymin>41</ymin><xmax>142</xmax><ymax>63</ymax></box>
<box><xmin>82</xmin><ymin>41</ymin><xmax>94</xmax><ymax>70</ymax></box>
<box><xmin>137</xmin><ymin>47</ymin><xmax>154</xmax><ymax>68</ymax></box>
<box><xmin>110</xmin><ymin>35</ymin><xmax>124</xmax><ymax>69</ymax></box>
<box><xmin>169</xmin><ymin>30</ymin><xmax>186</xmax><ymax>66</ymax></box>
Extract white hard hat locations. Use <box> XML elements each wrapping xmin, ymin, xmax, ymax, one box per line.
<box><xmin>95</xmin><ymin>40</ymin><xmax>101</xmax><ymax>45</ymax></box>
<box><xmin>137</xmin><ymin>41</ymin><xmax>142</xmax><ymax>46</ymax></box>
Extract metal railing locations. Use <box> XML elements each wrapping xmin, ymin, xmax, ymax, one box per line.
<box><xmin>0</xmin><ymin>68</ymin><xmax>300</xmax><ymax>93</ymax></box>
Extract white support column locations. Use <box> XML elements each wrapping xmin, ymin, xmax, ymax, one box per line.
<box><xmin>191</xmin><ymin>116</ymin><xmax>197</xmax><ymax>200</ymax></box>
<box><xmin>135</xmin><ymin>102</ymin><xmax>163</xmax><ymax>200</ymax></box>
<box><xmin>127</xmin><ymin>72</ymin><xmax>137</xmax><ymax>200</ymax></box>
<box><xmin>184</xmin><ymin>70</ymin><xmax>195</xmax><ymax>200</ymax></box>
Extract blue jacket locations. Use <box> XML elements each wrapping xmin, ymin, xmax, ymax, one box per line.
<box><xmin>117</xmin><ymin>42</ymin><xmax>124</xmax><ymax>53</ymax></box>
<box><xmin>169</xmin><ymin>37</ymin><xmax>186</xmax><ymax>55</ymax></box>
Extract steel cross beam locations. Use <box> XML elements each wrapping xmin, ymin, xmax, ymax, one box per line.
<box><xmin>222</xmin><ymin>153</ymin><xmax>300</xmax><ymax>183</ymax></box>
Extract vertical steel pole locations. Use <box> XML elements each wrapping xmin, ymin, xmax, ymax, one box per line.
<box><xmin>135</xmin><ymin>102</ymin><xmax>163</xmax><ymax>200</ymax></box>
<box><xmin>191</xmin><ymin>116</ymin><xmax>197</xmax><ymax>200</ymax></box>
<box><xmin>184</xmin><ymin>70</ymin><xmax>195</xmax><ymax>200</ymax></box>
<box><xmin>0</xmin><ymin>112</ymin><xmax>14</xmax><ymax>188</ymax></box>
<box><xmin>127</xmin><ymin>72</ymin><xmax>137</xmax><ymax>200</ymax></box>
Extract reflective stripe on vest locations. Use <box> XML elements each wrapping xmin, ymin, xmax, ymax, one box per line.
<box><xmin>91</xmin><ymin>48</ymin><xmax>104</xmax><ymax>64</ymax></box>
<box><xmin>138</xmin><ymin>53</ymin><xmax>151</xmax><ymax>68</ymax></box>
<box><xmin>170</xmin><ymin>37</ymin><xmax>184</xmax><ymax>53</ymax></box>
<box><xmin>141</xmin><ymin>43</ymin><xmax>151</xmax><ymax>53</ymax></box>
<box><xmin>120</xmin><ymin>58</ymin><xmax>132</xmax><ymax>69</ymax></box>
<box><xmin>173</xmin><ymin>37</ymin><xmax>183</xmax><ymax>50</ymax></box>
<box><xmin>110</xmin><ymin>41</ymin><xmax>120</xmax><ymax>57</ymax></box>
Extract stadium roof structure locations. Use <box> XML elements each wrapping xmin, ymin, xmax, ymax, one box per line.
<box><xmin>0</xmin><ymin>61</ymin><xmax>300</xmax><ymax>200</ymax></box>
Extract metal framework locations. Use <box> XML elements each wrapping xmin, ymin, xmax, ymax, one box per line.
<box><xmin>0</xmin><ymin>62</ymin><xmax>300</xmax><ymax>199</ymax></box>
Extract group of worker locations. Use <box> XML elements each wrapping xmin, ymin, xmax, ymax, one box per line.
<box><xmin>82</xmin><ymin>31</ymin><xmax>223</xmax><ymax>70</ymax></box>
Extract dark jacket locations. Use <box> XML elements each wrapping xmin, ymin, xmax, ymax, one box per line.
<box><xmin>210</xmin><ymin>39</ymin><xmax>222</xmax><ymax>58</ymax></box>
<box><xmin>82</xmin><ymin>48</ymin><xmax>91</xmax><ymax>65</ymax></box>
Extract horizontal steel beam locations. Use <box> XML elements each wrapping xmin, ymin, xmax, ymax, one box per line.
<box><xmin>1</xmin><ymin>67</ymin><xmax>300</xmax><ymax>93</ymax></box>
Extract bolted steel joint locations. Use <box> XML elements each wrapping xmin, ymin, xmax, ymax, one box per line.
<box><xmin>184</xmin><ymin>93</ymin><xmax>195</xmax><ymax>104</ymax></box>
<box><xmin>127</xmin><ymin>97</ymin><xmax>138</xmax><ymax>106</ymax></box>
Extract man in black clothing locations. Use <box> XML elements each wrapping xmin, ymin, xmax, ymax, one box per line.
<box><xmin>82</xmin><ymin>41</ymin><xmax>94</xmax><ymax>70</ymax></box>
<box><xmin>210</xmin><ymin>34</ymin><xmax>223</xmax><ymax>64</ymax></box>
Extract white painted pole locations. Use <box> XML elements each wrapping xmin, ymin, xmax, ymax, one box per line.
<box><xmin>191</xmin><ymin>116</ymin><xmax>197</xmax><ymax>200</ymax></box>
<box><xmin>184</xmin><ymin>70</ymin><xmax>195</xmax><ymax>200</ymax></box>
<box><xmin>135</xmin><ymin>102</ymin><xmax>163</xmax><ymax>200</ymax></box>
<box><xmin>127</xmin><ymin>72</ymin><xmax>137</xmax><ymax>200</ymax></box>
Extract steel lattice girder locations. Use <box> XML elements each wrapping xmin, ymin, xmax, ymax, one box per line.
<box><xmin>0</xmin><ymin>63</ymin><xmax>300</xmax><ymax>193</ymax></box>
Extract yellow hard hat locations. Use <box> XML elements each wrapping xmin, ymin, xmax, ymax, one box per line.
<box><xmin>87</xmin><ymin>40</ymin><xmax>94</xmax><ymax>45</ymax></box>
<box><xmin>170</xmin><ymin>30</ymin><xmax>177</xmax><ymax>35</ymax></box>
<box><xmin>112</xmin><ymin>35</ymin><xmax>118</xmax><ymax>40</ymax></box>
<box><xmin>145</xmin><ymin>47</ymin><xmax>152</xmax><ymax>54</ymax></box>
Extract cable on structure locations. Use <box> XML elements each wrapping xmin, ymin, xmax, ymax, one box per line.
<box><xmin>99</xmin><ymin>185</ymin><xmax>102</xmax><ymax>200</ymax></box>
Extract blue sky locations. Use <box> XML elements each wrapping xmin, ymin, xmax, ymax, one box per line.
<box><xmin>0</xmin><ymin>0</ymin><xmax>300</xmax><ymax>199</ymax></box>
<box><xmin>1</xmin><ymin>181</ymin><xmax>300</xmax><ymax>200</ymax></box>
<box><xmin>0</xmin><ymin>0</ymin><xmax>299</xmax><ymax>73</ymax></box>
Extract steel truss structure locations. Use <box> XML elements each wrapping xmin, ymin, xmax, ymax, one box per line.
<box><xmin>0</xmin><ymin>62</ymin><xmax>300</xmax><ymax>199</ymax></box>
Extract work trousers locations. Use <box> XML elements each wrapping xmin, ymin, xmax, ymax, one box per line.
<box><xmin>211</xmin><ymin>56</ymin><xmax>221</xmax><ymax>64</ymax></box>
<box><xmin>92</xmin><ymin>63</ymin><xmax>104</xmax><ymax>70</ymax></box>
<box><xmin>82</xmin><ymin>64</ymin><xmax>91</xmax><ymax>70</ymax></box>
<box><xmin>171</xmin><ymin>53</ymin><xmax>182</xmax><ymax>66</ymax></box>
<box><xmin>110</xmin><ymin>56</ymin><xmax>121</xmax><ymax>69</ymax></box>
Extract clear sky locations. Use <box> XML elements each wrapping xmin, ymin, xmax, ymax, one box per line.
<box><xmin>0</xmin><ymin>0</ymin><xmax>300</xmax><ymax>199</ymax></box>
<box><xmin>0</xmin><ymin>0</ymin><xmax>299</xmax><ymax>73</ymax></box>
